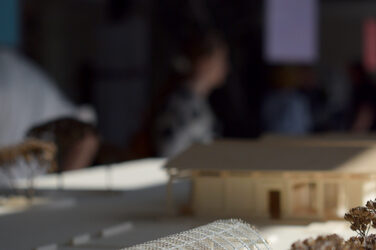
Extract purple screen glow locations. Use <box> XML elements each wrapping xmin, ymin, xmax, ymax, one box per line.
<box><xmin>265</xmin><ymin>0</ymin><xmax>318</xmax><ymax>64</ymax></box>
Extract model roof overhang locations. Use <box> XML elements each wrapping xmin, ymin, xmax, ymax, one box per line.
<box><xmin>165</xmin><ymin>139</ymin><xmax>376</xmax><ymax>174</ymax></box>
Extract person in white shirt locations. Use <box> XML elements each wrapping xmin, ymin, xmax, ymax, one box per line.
<box><xmin>0</xmin><ymin>48</ymin><xmax>99</xmax><ymax>184</ymax></box>
<box><xmin>0</xmin><ymin>48</ymin><xmax>75</xmax><ymax>147</ymax></box>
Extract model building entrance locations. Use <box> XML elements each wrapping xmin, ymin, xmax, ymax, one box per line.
<box><xmin>269</xmin><ymin>190</ymin><xmax>281</xmax><ymax>219</ymax></box>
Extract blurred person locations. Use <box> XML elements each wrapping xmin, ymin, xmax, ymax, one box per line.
<box><xmin>262</xmin><ymin>66</ymin><xmax>312</xmax><ymax>135</ymax></box>
<box><xmin>0</xmin><ymin>48</ymin><xmax>74</xmax><ymax>147</ymax></box>
<box><xmin>0</xmin><ymin>48</ymin><xmax>98</xmax><ymax>171</ymax></box>
<box><xmin>316</xmin><ymin>66</ymin><xmax>352</xmax><ymax>131</ymax></box>
<box><xmin>91</xmin><ymin>0</ymin><xmax>150</xmax><ymax>148</ymax></box>
<box><xmin>154</xmin><ymin>31</ymin><xmax>229</xmax><ymax>157</ymax></box>
<box><xmin>350</xmin><ymin>63</ymin><xmax>376</xmax><ymax>132</ymax></box>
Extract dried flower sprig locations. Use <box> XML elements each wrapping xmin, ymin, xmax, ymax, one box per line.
<box><xmin>291</xmin><ymin>199</ymin><xmax>376</xmax><ymax>250</ymax></box>
<box><xmin>0</xmin><ymin>139</ymin><xmax>56</xmax><ymax>171</ymax></box>
<box><xmin>344</xmin><ymin>206</ymin><xmax>374</xmax><ymax>238</ymax></box>
<box><xmin>0</xmin><ymin>139</ymin><xmax>57</xmax><ymax>198</ymax></box>
<box><xmin>291</xmin><ymin>234</ymin><xmax>345</xmax><ymax>250</ymax></box>
<box><xmin>343</xmin><ymin>234</ymin><xmax>376</xmax><ymax>249</ymax></box>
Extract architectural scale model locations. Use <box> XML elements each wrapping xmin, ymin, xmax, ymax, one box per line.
<box><xmin>165</xmin><ymin>138</ymin><xmax>376</xmax><ymax>220</ymax></box>
<box><xmin>125</xmin><ymin>219</ymin><xmax>270</xmax><ymax>250</ymax></box>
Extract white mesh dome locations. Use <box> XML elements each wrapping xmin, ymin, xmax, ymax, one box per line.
<box><xmin>124</xmin><ymin>219</ymin><xmax>270</xmax><ymax>250</ymax></box>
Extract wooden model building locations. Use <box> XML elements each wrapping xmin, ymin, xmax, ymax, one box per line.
<box><xmin>165</xmin><ymin>138</ymin><xmax>376</xmax><ymax>221</ymax></box>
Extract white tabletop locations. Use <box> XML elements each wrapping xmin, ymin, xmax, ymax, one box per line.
<box><xmin>0</xmin><ymin>158</ymin><xmax>358</xmax><ymax>250</ymax></box>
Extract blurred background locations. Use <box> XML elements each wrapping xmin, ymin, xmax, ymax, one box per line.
<box><xmin>2</xmin><ymin>0</ymin><xmax>376</xmax><ymax>168</ymax></box>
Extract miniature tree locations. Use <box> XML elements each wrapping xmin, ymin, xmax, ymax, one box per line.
<box><xmin>0</xmin><ymin>139</ymin><xmax>56</xmax><ymax>198</ymax></box>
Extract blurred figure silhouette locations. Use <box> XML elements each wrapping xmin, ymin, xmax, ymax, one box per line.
<box><xmin>350</xmin><ymin>63</ymin><xmax>376</xmax><ymax>132</ymax></box>
<box><xmin>262</xmin><ymin>66</ymin><xmax>312</xmax><ymax>135</ymax></box>
<box><xmin>0</xmin><ymin>48</ymin><xmax>74</xmax><ymax>147</ymax></box>
<box><xmin>155</xmin><ymin>31</ymin><xmax>229</xmax><ymax>157</ymax></box>
<box><xmin>0</xmin><ymin>48</ymin><xmax>98</xmax><ymax>171</ymax></box>
<box><xmin>91</xmin><ymin>0</ymin><xmax>150</xmax><ymax>148</ymax></box>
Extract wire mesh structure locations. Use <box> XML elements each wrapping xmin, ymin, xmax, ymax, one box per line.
<box><xmin>124</xmin><ymin>219</ymin><xmax>270</xmax><ymax>250</ymax></box>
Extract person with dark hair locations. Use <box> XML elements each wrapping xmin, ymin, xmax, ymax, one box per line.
<box><xmin>154</xmin><ymin>32</ymin><xmax>229</xmax><ymax>157</ymax></box>
<box><xmin>26</xmin><ymin>118</ymin><xmax>99</xmax><ymax>172</ymax></box>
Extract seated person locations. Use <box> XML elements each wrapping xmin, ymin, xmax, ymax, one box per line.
<box><xmin>262</xmin><ymin>66</ymin><xmax>312</xmax><ymax>135</ymax></box>
<box><xmin>0</xmin><ymin>48</ymin><xmax>98</xmax><ymax>171</ymax></box>
<box><xmin>154</xmin><ymin>31</ymin><xmax>229</xmax><ymax>157</ymax></box>
<box><xmin>349</xmin><ymin>63</ymin><xmax>376</xmax><ymax>132</ymax></box>
<box><xmin>0</xmin><ymin>48</ymin><xmax>74</xmax><ymax>147</ymax></box>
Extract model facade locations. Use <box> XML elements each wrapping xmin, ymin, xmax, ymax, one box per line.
<box><xmin>165</xmin><ymin>139</ymin><xmax>376</xmax><ymax>220</ymax></box>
